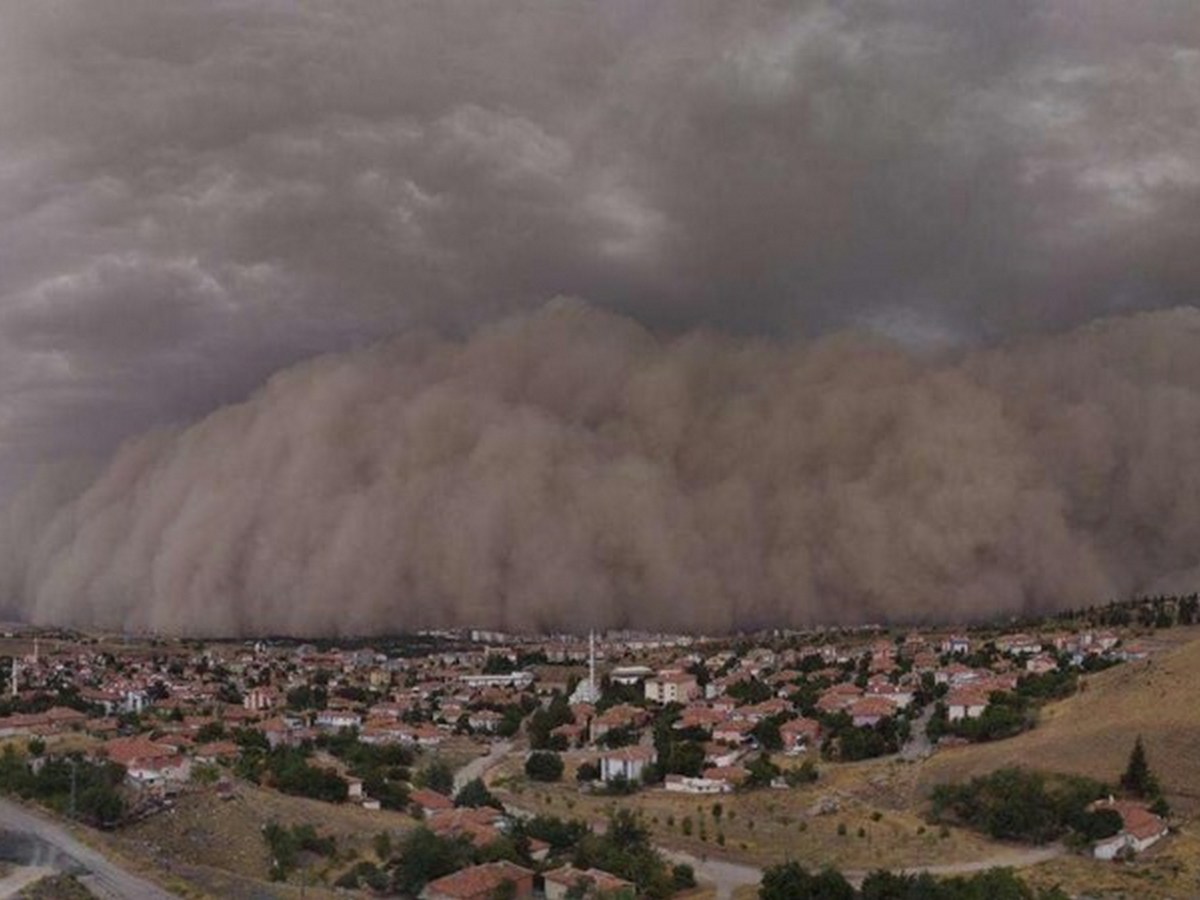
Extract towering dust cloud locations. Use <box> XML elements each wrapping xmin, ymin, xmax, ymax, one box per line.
<box><xmin>3</xmin><ymin>300</ymin><xmax>1200</xmax><ymax>636</ymax></box>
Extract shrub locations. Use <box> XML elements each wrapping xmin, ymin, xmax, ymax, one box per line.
<box><xmin>454</xmin><ymin>777</ymin><xmax>503</xmax><ymax>810</ymax></box>
<box><xmin>525</xmin><ymin>751</ymin><xmax>565</xmax><ymax>783</ymax></box>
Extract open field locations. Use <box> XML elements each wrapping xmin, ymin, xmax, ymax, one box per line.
<box><xmin>494</xmin><ymin>755</ymin><xmax>1012</xmax><ymax>873</ymax></box>
<box><xmin>919</xmin><ymin>631</ymin><xmax>1200</xmax><ymax>813</ymax></box>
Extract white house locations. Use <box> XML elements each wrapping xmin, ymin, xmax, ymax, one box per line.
<box><xmin>609</xmin><ymin>666</ymin><xmax>654</xmax><ymax>686</ymax></box>
<box><xmin>599</xmin><ymin>746</ymin><xmax>656</xmax><ymax>784</ymax></box>
<box><xmin>941</xmin><ymin>635</ymin><xmax>971</xmax><ymax>655</ymax></box>
<box><xmin>1090</xmin><ymin>799</ymin><xmax>1169</xmax><ymax>859</ymax></box>
<box><xmin>663</xmin><ymin>774</ymin><xmax>732</xmax><ymax>795</ymax></box>
<box><xmin>945</xmin><ymin>688</ymin><xmax>989</xmax><ymax>721</ymax></box>
<box><xmin>315</xmin><ymin>709</ymin><xmax>362</xmax><ymax>730</ymax></box>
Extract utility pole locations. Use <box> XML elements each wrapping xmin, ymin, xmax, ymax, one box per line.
<box><xmin>69</xmin><ymin>757</ymin><xmax>78</xmax><ymax>820</ymax></box>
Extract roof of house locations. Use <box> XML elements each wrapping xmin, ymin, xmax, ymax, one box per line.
<box><xmin>423</xmin><ymin>861</ymin><xmax>533</xmax><ymax>899</ymax></box>
<box><xmin>1092</xmin><ymin>799</ymin><xmax>1168</xmax><ymax>842</ymax></box>
<box><xmin>543</xmin><ymin>865</ymin><xmax>634</xmax><ymax>892</ymax></box>
<box><xmin>101</xmin><ymin>735</ymin><xmax>177</xmax><ymax>767</ymax></box>
<box><xmin>411</xmin><ymin>788</ymin><xmax>454</xmax><ymax>810</ymax></box>
<box><xmin>601</xmin><ymin>745</ymin><xmax>656</xmax><ymax>763</ymax></box>
<box><xmin>849</xmin><ymin>697</ymin><xmax>897</xmax><ymax>718</ymax></box>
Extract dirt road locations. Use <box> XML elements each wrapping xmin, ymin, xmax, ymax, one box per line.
<box><xmin>454</xmin><ymin>739</ymin><xmax>514</xmax><ymax>793</ymax></box>
<box><xmin>0</xmin><ymin>798</ymin><xmax>177</xmax><ymax>899</ymax></box>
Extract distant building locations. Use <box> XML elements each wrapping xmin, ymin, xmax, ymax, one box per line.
<box><xmin>460</xmin><ymin>672</ymin><xmax>535</xmax><ymax>690</ymax></box>
<box><xmin>569</xmin><ymin>632</ymin><xmax>601</xmax><ymax>705</ymax></box>
<box><xmin>544</xmin><ymin>865</ymin><xmax>635</xmax><ymax>899</ymax></box>
<box><xmin>664</xmin><ymin>773</ymin><xmax>733</xmax><ymax>795</ymax></box>
<box><xmin>849</xmin><ymin>696</ymin><xmax>896</xmax><ymax>728</ymax></box>
<box><xmin>644</xmin><ymin>670</ymin><xmax>699</xmax><ymax>705</ymax></box>
<box><xmin>609</xmin><ymin>666</ymin><xmax>654</xmax><ymax>686</ymax></box>
<box><xmin>780</xmin><ymin>717</ymin><xmax>822</xmax><ymax>754</ymax></box>
<box><xmin>599</xmin><ymin>746</ymin><xmax>656</xmax><ymax>784</ymax></box>
<box><xmin>945</xmin><ymin>688</ymin><xmax>990</xmax><ymax>721</ymax></box>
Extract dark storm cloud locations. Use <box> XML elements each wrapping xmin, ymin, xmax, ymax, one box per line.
<box><xmin>0</xmin><ymin>2</ymin><xmax>1198</xmax><ymax>631</ymax></box>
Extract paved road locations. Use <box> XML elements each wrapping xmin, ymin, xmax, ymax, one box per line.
<box><xmin>0</xmin><ymin>798</ymin><xmax>177</xmax><ymax>900</ymax></box>
<box><xmin>660</xmin><ymin>847</ymin><xmax>761</xmax><ymax>900</ymax></box>
<box><xmin>0</xmin><ymin>865</ymin><xmax>54</xmax><ymax>899</ymax></box>
<box><xmin>454</xmin><ymin>739</ymin><xmax>514</xmax><ymax>794</ymax></box>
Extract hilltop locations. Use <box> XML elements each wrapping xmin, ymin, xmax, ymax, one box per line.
<box><xmin>920</xmin><ymin>629</ymin><xmax>1200</xmax><ymax>812</ymax></box>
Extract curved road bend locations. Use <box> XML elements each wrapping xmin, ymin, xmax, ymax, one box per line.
<box><xmin>0</xmin><ymin>798</ymin><xmax>177</xmax><ymax>900</ymax></box>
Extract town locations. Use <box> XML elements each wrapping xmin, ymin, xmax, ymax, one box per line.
<box><xmin>1</xmin><ymin>595</ymin><xmax>1198</xmax><ymax>899</ymax></box>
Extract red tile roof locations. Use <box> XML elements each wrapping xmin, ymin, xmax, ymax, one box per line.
<box><xmin>423</xmin><ymin>861</ymin><xmax>533</xmax><ymax>899</ymax></box>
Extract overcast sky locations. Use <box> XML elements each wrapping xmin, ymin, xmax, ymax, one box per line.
<box><xmin>1</xmin><ymin>1</ymin><xmax>1198</xmax><ymax>497</ymax></box>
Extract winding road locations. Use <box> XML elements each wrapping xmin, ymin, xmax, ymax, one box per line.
<box><xmin>0</xmin><ymin>798</ymin><xmax>177</xmax><ymax>900</ymax></box>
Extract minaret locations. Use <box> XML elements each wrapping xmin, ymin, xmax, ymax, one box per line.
<box><xmin>589</xmin><ymin>630</ymin><xmax>597</xmax><ymax>698</ymax></box>
<box><xmin>9</xmin><ymin>656</ymin><xmax>17</xmax><ymax>699</ymax></box>
<box><xmin>32</xmin><ymin>636</ymin><xmax>39</xmax><ymax>666</ymax></box>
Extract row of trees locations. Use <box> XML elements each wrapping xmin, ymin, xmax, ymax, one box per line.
<box><xmin>760</xmin><ymin>862</ymin><xmax>1067</xmax><ymax>900</ymax></box>
<box><xmin>347</xmin><ymin>809</ymin><xmax>693</xmax><ymax>899</ymax></box>
<box><xmin>0</xmin><ymin>745</ymin><xmax>126</xmax><ymax>827</ymax></box>
<box><xmin>932</xmin><ymin>738</ymin><xmax>1170</xmax><ymax>846</ymax></box>
<box><xmin>931</xmin><ymin>767</ymin><xmax>1114</xmax><ymax>845</ymax></box>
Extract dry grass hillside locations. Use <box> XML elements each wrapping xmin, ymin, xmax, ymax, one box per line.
<box><xmin>920</xmin><ymin>634</ymin><xmax>1200</xmax><ymax>812</ymax></box>
<box><xmin>105</xmin><ymin>780</ymin><xmax>418</xmax><ymax>898</ymax></box>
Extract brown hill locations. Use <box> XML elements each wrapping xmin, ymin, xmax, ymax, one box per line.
<box><xmin>919</xmin><ymin>634</ymin><xmax>1200</xmax><ymax>813</ymax></box>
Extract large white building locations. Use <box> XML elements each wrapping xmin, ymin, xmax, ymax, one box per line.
<box><xmin>644</xmin><ymin>670</ymin><xmax>699</xmax><ymax>705</ymax></box>
<box><xmin>598</xmin><ymin>746</ymin><xmax>656</xmax><ymax>784</ymax></box>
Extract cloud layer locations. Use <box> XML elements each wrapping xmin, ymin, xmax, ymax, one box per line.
<box><xmin>0</xmin><ymin>3</ymin><xmax>1198</xmax><ymax>631</ymax></box>
<box><xmin>4</xmin><ymin>301</ymin><xmax>1200</xmax><ymax>635</ymax></box>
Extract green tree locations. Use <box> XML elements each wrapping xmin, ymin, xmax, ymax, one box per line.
<box><xmin>759</xmin><ymin>862</ymin><xmax>854</xmax><ymax>900</ymax></box>
<box><xmin>390</xmin><ymin>827</ymin><xmax>475</xmax><ymax>895</ymax></box>
<box><xmin>664</xmin><ymin>741</ymin><xmax>706</xmax><ymax>777</ymax></box>
<box><xmin>525</xmin><ymin>751</ymin><xmax>565</xmax><ymax>782</ymax></box>
<box><xmin>373</xmin><ymin>830</ymin><xmax>393</xmax><ymax>861</ymax></box>
<box><xmin>752</xmin><ymin>717</ymin><xmax>783</xmax><ymax>752</ymax></box>
<box><xmin>416</xmin><ymin>757</ymin><xmax>456</xmax><ymax>796</ymax></box>
<box><xmin>455</xmin><ymin>777</ymin><xmax>504</xmax><ymax>809</ymax></box>
<box><xmin>1119</xmin><ymin>736</ymin><xmax>1159</xmax><ymax>799</ymax></box>
<box><xmin>746</xmin><ymin>753</ymin><xmax>781</xmax><ymax>788</ymax></box>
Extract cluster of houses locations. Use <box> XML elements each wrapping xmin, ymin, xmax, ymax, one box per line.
<box><xmin>420</xmin><ymin>860</ymin><xmax>635</xmax><ymax>900</ymax></box>
<box><xmin>0</xmin><ymin>623</ymin><xmax>1164</xmax><ymax>863</ymax></box>
<box><xmin>405</xmin><ymin>789</ymin><xmax>636</xmax><ymax>899</ymax></box>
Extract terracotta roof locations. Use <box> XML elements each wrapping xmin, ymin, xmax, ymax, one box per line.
<box><xmin>1092</xmin><ymin>799</ymin><xmax>1168</xmax><ymax>842</ymax></box>
<box><xmin>101</xmin><ymin>736</ymin><xmax>177</xmax><ymax>767</ymax></box>
<box><xmin>543</xmin><ymin>865</ymin><xmax>634</xmax><ymax>893</ymax></box>
<box><xmin>849</xmin><ymin>697</ymin><xmax>896</xmax><ymax>718</ymax></box>
<box><xmin>601</xmin><ymin>745</ymin><xmax>656</xmax><ymax>762</ymax></box>
<box><xmin>423</xmin><ymin>861</ymin><xmax>532</xmax><ymax>899</ymax></box>
<box><xmin>410</xmin><ymin>788</ymin><xmax>454</xmax><ymax>811</ymax></box>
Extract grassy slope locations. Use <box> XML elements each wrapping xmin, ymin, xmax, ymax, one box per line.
<box><xmin>919</xmin><ymin>632</ymin><xmax>1200</xmax><ymax>813</ymax></box>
